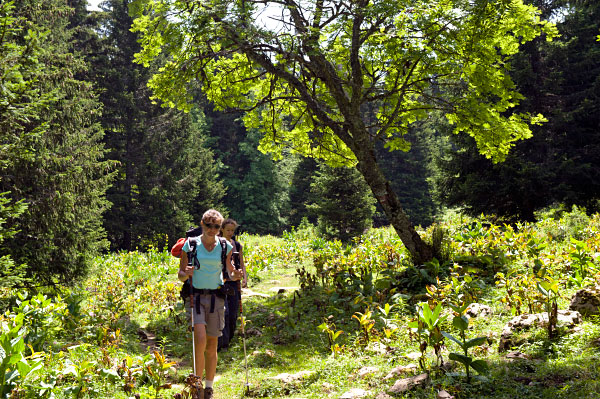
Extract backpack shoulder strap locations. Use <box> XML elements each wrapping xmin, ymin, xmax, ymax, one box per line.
<box><xmin>219</xmin><ymin>237</ymin><xmax>228</xmax><ymax>276</ymax></box>
<box><xmin>233</xmin><ymin>239</ymin><xmax>241</xmax><ymax>252</ymax></box>
<box><xmin>188</xmin><ymin>237</ymin><xmax>199</xmax><ymax>268</ymax></box>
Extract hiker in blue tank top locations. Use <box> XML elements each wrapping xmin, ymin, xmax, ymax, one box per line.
<box><xmin>178</xmin><ymin>209</ymin><xmax>243</xmax><ymax>399</ymax></box>
<box><xmin>218</xmin><ymin>218</ymin><xmax>248</xmax><ymax>351</ymax></box>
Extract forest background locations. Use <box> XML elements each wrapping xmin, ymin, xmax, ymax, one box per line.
<box><xmin>1</xmin><ymin>0</ymin><xmax>599</xmax><ymax>289</ymax></box>
<box><xmin>1</xmin><ymin>1</ymin><xmax>600</xmax><ymax>398</ymax></box>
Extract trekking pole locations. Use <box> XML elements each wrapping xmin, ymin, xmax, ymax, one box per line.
<box><xmin>240</xmin><ymin>298</ymin><xmax>250</xmax><ymax>395</ymax></box>
<box><xmin>190</xmin><ymin>274</ymin><xmax>196</xmax><ymax>376</ymax></box>
<box><xmin>187</xmin><ymin>249</ymin><xmax>202</xmax><ymax>399</ymax></box>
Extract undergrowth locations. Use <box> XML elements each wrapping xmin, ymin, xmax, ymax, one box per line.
<box><xmin>1</xmin><ymin>208</ymin><xmax>600</xmax><ymax>398</ymax></box>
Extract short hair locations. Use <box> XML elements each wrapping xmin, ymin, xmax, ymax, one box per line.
<box><xmin>202</xmin><ymin>209</ymin><xmax>224</xmax><ymax>225</ymax></box>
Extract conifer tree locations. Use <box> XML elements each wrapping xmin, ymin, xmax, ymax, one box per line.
<box><xmin>309</xmin><ymin>164</ymin><xmax>376</xmax><ymax>242</ymax></box>
<box><xmin>93</xmin><ymin>0</ymin><xmax>223</xmax><ymax>249</ymax></box>
<box><xmin>0</xmin><ymin>0</ymin><xmax>114</xmax><ymax>285</ymax></box>
<box><xmin>202</xmin><ymin>106</ymin><xmax>293</xmax><ymax>234</ymax></box>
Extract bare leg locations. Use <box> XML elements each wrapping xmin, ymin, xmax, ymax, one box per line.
<box><xmin>193</xmin><ymin>324</ymin><xmax>207</xmax><ymax>377</ymax></box>
<box><xmin>204</xmin><ymin>336</ymin><xmax>219</xmax><ymax>381</ymax></box>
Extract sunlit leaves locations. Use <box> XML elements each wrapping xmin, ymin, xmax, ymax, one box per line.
<box><xmin>133</xmin><ymin>0</ymin><xmax>557</xmax><ymax>165</ymax></box>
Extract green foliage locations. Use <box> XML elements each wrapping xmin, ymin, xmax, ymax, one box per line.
<box><xmin>409</xmin><ymin>302</ymin><xmax>447</xmax><ymax>370</ymax></box>
<box><xmin>535</xmin><ymin>267</ymin><xmax>560</xmax><ymax>339</ymax></box>
<box><xmin>132</xmin><ymin>0</ymin><xmax>556</xmax><ymax>163</ymax></box>
<box><xmin>131</xmin><ymin>0</ymin><xmax>558</xmax><ymax>262</ymax></box>
<box><xmin>10</xmin><ymin>292</ymin><xmax>67</xmax><ymax>352</ymax></box>
<box><xmin>309</xmin><ymin>163</ymin><xmax>376</xmax><ymax>242</ymax></box>
<box><xmin>567</xmin><ymin>237</ymin><xmax>597</xmax><ymax>288</ymax></box>
<box><xmin>62</xmin><ymin>345</ymin><xmax>100</xmax><ymax>398</ymax></box>
<box><xmin>436</xmin><ymin>0</ymin><xmax>600</xmax><ymax>221</ymax></box>
<box><xmin>286</xmin><ymin>159</ymin><xmax>319</xmax><ymax>229</ymax></box>
<box><xmin>352</xmin><ymin>310</ymin><xmax>376</xmax><ymax>346</ymax></box>
<box><xmin>0</xmin><ymin>192</ymin><xmax>27</xmax><ymax>290</ymax></box>
<box><xmin>219</xmin><ymin>128</ymin><xmax>291</xmax><ymax>235</ymax></box>
<box><xmin>4</xmin><ymin>210</ymin><xmax>600</xmax><ymax>397</ymax></box>
<box><xmin>0</xmin><ymin>313</ymin><xmax>44</xmax><ymax>398</ymax></box>
<box><xmin>0</xmin><ymin>0</ymin><xmax>114</xmax><ymax>285</ymax></box>
<box><xmin>143</xmin><ymin>349</ymin><xmax>176</xmax><ymax>399</ymax></box>
<box><xmin>442</xmin><ymin>304</ymin><xmax>489</xmax><ymax>382</ymax></box>
<box><xmin>92</xmin><ymin>0</ymin><xmax>223</xmax><ymax>250</ymax></box>
<box><xmin>375</xmin><ymin>125</ymin><xmax>443</xmax><ymax>227</ymax></box>
<box><xmin>317</xmin><ymin>321</ymin><xmax>345</xmax><ymax>356</ymax></box>
<box><xmin>536</xmin><ymin>205</ymin><xmax>592</xmax><ymax>242</ymax></box>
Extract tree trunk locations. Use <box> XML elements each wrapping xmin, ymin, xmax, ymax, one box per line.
<box><xmin>353</xmin><ymin>136</ymin><xmax>434</xmax><ymax>265</ymax></box>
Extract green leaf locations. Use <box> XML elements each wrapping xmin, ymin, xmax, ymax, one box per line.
<box><xmin>537</xmin><ymin>281</ymin><xmax>549</xmax><ymax>296</ymax></box>
<box><xmin>442</xmin><ymin>332</ymin><xmax>464</xmax><ymax>349</ymax></box>
<box><xmin>408</xmin><ymin>320</ymin><xmax>419</xmax><ymax>329</ymax></box>
<box><xmin>449</xmin><ymin>352</ymin><xmax>472</xmax><ymax>366</ymax></box>
<box><xmin>452</xmin><ymin>315</ymin><xmax>469</xmax><ymax>331</ymax></box>
<box><xmin>470</xmin><ymin>359</ymin><xmax>489</xmax><ymax>374</ymax></box>
<box><xmin>465</xmin><ymin>336</ymin><xmax>487</xmax><ymax>349</ymax></box>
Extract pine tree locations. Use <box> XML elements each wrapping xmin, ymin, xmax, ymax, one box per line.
<box><xmin>202</xmin><ymin>106</ymin><xmax>293</xmax><ymax>234</ymax></box>
<box><xmin>93</xmin><ymin>0</ymin><xmax>223</xmax><ymax>249</ymax></box>
<box><xmin>287</xmin><ymin>157</ymin><xmax>318</xmax><ymax>228</ymax></box>
<box><xmin>309</xmin><ymin>164</ymin><xmax>376</xmax><ymax>242</ymax></box>
<box><xmin>0</xmin><ymin>0</ymin><xmax>114</xmax><ymax>285</ymax></box>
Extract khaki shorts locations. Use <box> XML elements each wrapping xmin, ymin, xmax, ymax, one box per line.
<box><xmin>187</xmin><ymin>294</ymin><xmax>225</xmax><ymax>337</ymax></box>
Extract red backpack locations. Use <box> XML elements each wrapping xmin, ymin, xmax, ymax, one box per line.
<box><xmin>170</xmin><ymin>237</ymin><xmax>186</xmax><ymax>258</ymax></box>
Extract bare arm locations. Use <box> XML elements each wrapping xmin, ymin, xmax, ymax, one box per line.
<box><xmin>239</xmin><ymin>245</ymin><xmax>248</xmax><ymax>287</ymax></box>
<box><xmin>178</xmin><ymin>251</ymin><xmax>193</xmax><ymax>281</ymax></box>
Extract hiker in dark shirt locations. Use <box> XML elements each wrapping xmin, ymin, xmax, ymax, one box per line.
<box><xmin>218</xmin><ymin>218</ymin><xmax>247</xmax><ymax>350</ymax></box>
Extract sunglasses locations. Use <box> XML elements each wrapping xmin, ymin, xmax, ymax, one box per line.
<box><xmin>203</xmin><ymin>222</ymin><xmax>221</xmax><ymax>230</ymax></box>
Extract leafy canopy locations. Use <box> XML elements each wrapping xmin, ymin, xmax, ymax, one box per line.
<box><xmin>132</xmin><ymin>0</ymin><xmax>557</xmax><ymax>164</ymax></box>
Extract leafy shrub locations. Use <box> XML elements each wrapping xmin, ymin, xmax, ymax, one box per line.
<box><xmin>0</xmin><ymin>312</ymin><xmax>44</xmax><ymax>398</ymax></box>
<box><xmin>535</xmin><ymin>204</ymin><xmax>591</xmax><ymax>241</ymax></box>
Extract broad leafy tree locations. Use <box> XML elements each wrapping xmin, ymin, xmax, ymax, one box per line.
<box><xmin>132</xmin><ymin>0</ymin><xmax>556</xmax><ymax>262</ymax></box>
<box><xmin>436</xmin><ymin>0</ymin><xmax>600</xmax><ymax>221</ymax></box>
<box><xmin>0</xmin><ymin>0</ymin><xmax>114</xmax><ymax>285</ymax></box>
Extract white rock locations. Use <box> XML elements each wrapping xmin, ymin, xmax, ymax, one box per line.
<box><xmin>389</xmin><ymin>373</ymin><xmax>429</xmax><ymax>394</ymax></box>
<box><xmin>340</xmin><ymin>388</ymin><xmax>369</xmax><ymax>398</ymax></box>
<box><xmin>383</xmin><ymin>364</ymin><xmax>418</xmax><ymax>380</ymax></box>
<box><xmin>357</xmin><ymin>367</ymin><xmax>379</xmax><ymax>378</ymax></box>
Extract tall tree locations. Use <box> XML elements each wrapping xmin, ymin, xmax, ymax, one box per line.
<box><xmin>93</xmin><ymin>0</ymin><xmax>223</xmax><ymax>249</ymax></box>
<box><xmin>376</xmin><ymin>121</ymin><xmax>444</xmax><ymax>228</ymax></box>
<box><xmin>287</xmin><ymin>157</ymin><xmax>318</xmax><ymax>228</ymax></box>
<box><xmin>203</xmin><ymin>105</ymin><xmax>296</xmax><ymax>234</ymax></box>
<box><xmin>132</xmin><ymin>0</ymin><xmax>556</xmax><ymax>263</ymax></box>
<box><xmin>0</xmin><ymin>0</ymin><xmax>114</xmax><ymax>285</ymax></box>
<box><xmin>309</xmin><ymin>163</ymin><xmax>376</xmax><ymax>242</ymax></box>
<box><xmin>436</xmin><ymin>0</ymin><xmax>600</xmax><ymax>220</ymax></box>
<box><xmin>0</xmin><ymin>1</ymin><xmax>32</xmax><ymax>288</ymax></box>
